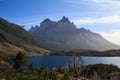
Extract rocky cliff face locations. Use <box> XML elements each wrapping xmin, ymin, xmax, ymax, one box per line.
<box><xmin>29</xmin><ymin>16</ymin><xmax>120</xmax><ymax>51</ymax></box>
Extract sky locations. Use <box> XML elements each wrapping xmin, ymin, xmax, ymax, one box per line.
<box><xmin>0</xmin><ymin>0</ymin><xmax>120</xmax><ymax>45</ymax></box>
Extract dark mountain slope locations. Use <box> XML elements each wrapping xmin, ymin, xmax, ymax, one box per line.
<box><xmin>0</xmin><ymin>17</ymin><xmax>50</xmax><ymax>56</ymax></box>
<box><xmin>0</xmin><ymin>17</ymin><xmax>42</xmax><ymax>46</ymax></box>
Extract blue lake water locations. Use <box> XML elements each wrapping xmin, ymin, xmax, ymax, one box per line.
<box><xmin>27</xmin><ymin>56</ymin><xmax>120</xmax><ymax>69</ymax></box>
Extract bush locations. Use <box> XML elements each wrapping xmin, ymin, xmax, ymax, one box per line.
<box><xmin>61</xmin><ymin>74</ymin><xmax>70</xmax><ymax>80</ymax></box>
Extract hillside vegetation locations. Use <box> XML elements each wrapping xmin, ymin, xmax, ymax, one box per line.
<box><xmin>0</xmin><ymin>17</ymin><xmax>50</xmax><ymax>56</ymax></box>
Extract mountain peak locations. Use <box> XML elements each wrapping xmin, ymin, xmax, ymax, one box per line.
<box><xmin>30</xmin><ymin>17</ymin><xmax>120</xmax><ymax>51</ymax></box>
<box><xmin>80</xmin><ymin>27</ymin><xmax>86</xmax><ymax>30</ymax></box>
<box><xmin>43</xmin><ymin>18</ymin><xmax>51</xmax><ymax>22</ymax></box>
<box><xmin>80</xmin><ymin>27</ymin><xmax>92</xmax><ymax>32</ymax></box>
<box><xmin>59</xmin><ymin>16</ymin><xmax>70</xmax><ymax>22</ymax></box>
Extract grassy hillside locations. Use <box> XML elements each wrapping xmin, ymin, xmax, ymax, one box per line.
<box><xmin>0</xmin><ymin>17</ymin><xmax>50</xmax><ymax>56</ymax></box>
<box><xmin>0</xmin><ymin>17</ymin><xmax>43</xmax><ymax>46</ymax></box>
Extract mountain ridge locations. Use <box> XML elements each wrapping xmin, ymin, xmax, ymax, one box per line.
<box><xmin>29</xmin><ymin>16</ymin><xmax>120</xmax><ymax>51</ymax></box>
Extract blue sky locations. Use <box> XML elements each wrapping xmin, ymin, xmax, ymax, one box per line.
<box><xmin>0</xmin><ymin>0</ymin><xmax>120</xmax><ymax>45</ymax></box>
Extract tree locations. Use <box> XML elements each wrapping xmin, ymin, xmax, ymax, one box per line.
<box><xmin>28</xmin><ymin>63</ymin><xmax>34</xmax><ymax>70</ymax></box>
<box><xmin>72</xmin><ymin>55</ymin><xmax>83</xmax><ymax>77</ymax></box>
<box><xmin>13</xmin><ymin>51</ymin><xmax>27</xmax><ymax>71</ymax></box>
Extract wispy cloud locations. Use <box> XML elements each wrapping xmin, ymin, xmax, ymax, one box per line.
<box><xmin>72</xmin><ymin>16</ymin><xmax>120</xmax><ymax>24</ymax></box>
<box><xmin>65</xmin><ymin>0</ymin><xmax>95</xmax><ymax>7</ymax></box>
<box><xmin>65</xmin><ymin>0</ymin><xmax>120</xmax><ymax>10</ymax></box>
<box><xmin>99</xmin><ymin>30</ymin><xmax>120</xmax><ymax>45</ymax></box>
<box><xmin>90</xmin><ymin>0</ymin><xmax>120</xmax><ymax>4</ymax></box>
<box><xmin>67</xmin><ymin>0</ymin><xmax>120</xmax><ymax>5</ymax></box>
<box><xmin>90</xmin><ymin>0</ymin><xmax>120</xmax><ymax>9</ymax></box>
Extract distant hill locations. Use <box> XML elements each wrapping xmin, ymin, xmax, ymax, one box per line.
<box><xmin>29</xmin><ymin>16</ymin><xmax>120</xmax><ymax>51</ymax></box>
<box><xmin>0</xmin><ymin>17</ymin><xmax>50</xmax><ymax>56</ymax></box>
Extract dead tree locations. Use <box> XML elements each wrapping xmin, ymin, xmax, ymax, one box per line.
<box><xmin>71</xmin><ymin>51</ymin><xmax>83</xmax><ymax>77</ymax></box>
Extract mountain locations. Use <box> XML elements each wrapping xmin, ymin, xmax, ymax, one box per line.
<box><xmin>29</xmin><ymin>16</ymin><xmax>120</xmax><ymax>51</ymax></box>
<box><xmin>0</xmin><ymin>17</ymin><xmax>50</xmax><ymax>56</ymax></box>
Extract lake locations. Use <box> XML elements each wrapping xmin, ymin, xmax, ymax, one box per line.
<box><xmin>27</xmin><ymin>56</ymin><xmax>120</xmax><ymax>69</ymax></box>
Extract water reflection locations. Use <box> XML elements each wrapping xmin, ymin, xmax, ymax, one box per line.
<box><xmin>27</xmin><ymin>56</ymin><xmax>120</xmax><ymax>69</ymax></box>
<box><xmin>83</xmin><ymin>57</ymin><xmax>120</xmax><ymax>67</ymax></box>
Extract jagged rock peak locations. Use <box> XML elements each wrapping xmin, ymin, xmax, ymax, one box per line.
<box><xmin>80</xmin><ymin>27</ymin><xmax>86</xmax><ymax>30</ymax></box>
<box><xmin>35</xmin><ymin>25</ymin><xmax>40</xmax><ymax>27</ymax></box>
<box><xmin>43</xmin><ymin>18</ymin><xmax>51</xmax><ymax>22</ymax></box>
<box><xmin>59</xmin><ymin>16</ymin><xmax>70</xmax><ymax>22</ymax></box>
<box><xmin>80</xmin><ymin>27</ymin><xmax>91</xmax><ymax>32</ymax></box>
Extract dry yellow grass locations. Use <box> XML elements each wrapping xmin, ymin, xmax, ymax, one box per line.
<box><xmin>0</xmin><ymin>41</ymin><xmax>51</xmax><ymax>56</ymax></box>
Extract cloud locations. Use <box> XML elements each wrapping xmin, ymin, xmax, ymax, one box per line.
<box><xmin>65</xmin><ymin>0</ymin><xmax>120</xmax><ymax>10</ymax></box>
<box><xmin>65</xmin><ymin>0</ymin><xmax>95</xmax><ymax>7</ymax></box>
<box><xmin>90</xmin><ymin>0</ymin><xmax>120</xmax><ymax>4</ymax></box>
<box><xmin>67</xmin><ymin>0</ymin><xmax>120</xmax><ymax>5</ymax></box>
<box><xmin>72</xmin><ymin>16</ymin><xmax>120</xmax><ymax>24</ymax></box>
<box><xmin>99</xmin><ymin>30</ymin><xmax>120</xmax><ymax>45</ymax></box>
<box><xmin>90</xmin><ymin>0</ymin><xmax>120</xmax><ymax>9</ymax></box>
